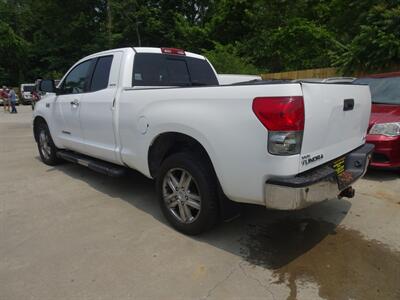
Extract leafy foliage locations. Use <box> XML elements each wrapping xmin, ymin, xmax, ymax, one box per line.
<box><xmin>0</xmin><ymin>21</ymin><xmax>28</xmax><ymax>84</ymax></box>
<box><xmin>203</xmin><ymin>43</ymin><xmax>260</xmax><ymax>74</ymax></box>
<box><xmin>336</xmin><ymin>4</ymin><xmax>400</xmax><ymax>73</ymax></box>
<box><xmin>0</xmin><ymin>0</ymin><xmax>399</xmax><ymax>85</ymax></box>
<box><xmin>243</xmin><ymin>18</ymin><xmax>342</xmax><ymax>72</ymax></box>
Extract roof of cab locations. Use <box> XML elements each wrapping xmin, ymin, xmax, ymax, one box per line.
<box><xmin>75</xmin><ymin>47</ymin><xmax>207</xmax><ymax>68</ymax></box>
<box><xmin>133</xmin><ymin>47</ymin><xmax>206</xmax><ymax>60</ymax></box>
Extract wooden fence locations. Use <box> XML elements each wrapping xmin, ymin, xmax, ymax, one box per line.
<box><xmin>261</xmin><ymin>65</ymin><xmax>400</xmax><ymax>80</ymax></box>
<box><xmin>261</xmin><ymin>67</ymin><xmax>340</xmax><ymax>80</ymax></box>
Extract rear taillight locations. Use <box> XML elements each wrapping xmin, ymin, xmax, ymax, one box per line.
<box><xmin>252</xmin><ymin>96</ymin><xmax>304</xmax><ymax>155</ymax></box>
<box><xmin>161</xmin><ymin>48</ymin><xmax>186</xmax><ymax>55</ymax></box>
<box><xmin>252</xmin><ymin>96</ymin><xmax>304</xmax><ymax>131</ymax></box>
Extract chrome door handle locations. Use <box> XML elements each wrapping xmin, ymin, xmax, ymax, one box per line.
<box><xmin>70</xmin><ymin>99</ymin><xmax>79</xmax><ymax>106</ymax></box>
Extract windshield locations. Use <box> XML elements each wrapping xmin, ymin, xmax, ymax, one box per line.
<box><xmin>354</xmin><ymin>77</ymin><xmax>400</xmax><ymax>105</ymax></box>
<box><xmin>23</xmin><ymin>85</ymin><xmax>35</xmax><ymax>92</ymax></box>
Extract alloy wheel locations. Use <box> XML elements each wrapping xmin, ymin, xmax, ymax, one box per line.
<box><xmin>39</xmin><ymin>129</ymin><xmax>51</xmax><ymax>160</ymax></box>
<box><xmin>162</xmin><ymin>168</ymin><xmax>202</xmax><ymax>224</ymax></box>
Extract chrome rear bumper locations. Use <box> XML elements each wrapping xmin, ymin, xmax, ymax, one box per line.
<box><xmin>265</xmin><ymin>143</ymin><xmax>374</xmax><ymax>210</ymax></box>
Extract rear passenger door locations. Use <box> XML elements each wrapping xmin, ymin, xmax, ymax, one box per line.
<box><xmin>79</xmin><ymin>52</ymin><xmax>122</xmax><ymax>163</ymax></box>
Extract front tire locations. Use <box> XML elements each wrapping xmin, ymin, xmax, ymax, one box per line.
<box><xmin>156</xmin><ymin>152</ymin><xmax>219</xmax><ymax>235</ymax></box>
<box><xmin>36</xmin><ymin>122</ymin><xmax>61</xmax><ymax>166</ymax></box>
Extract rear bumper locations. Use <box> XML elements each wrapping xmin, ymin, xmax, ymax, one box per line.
<box><xmin>264</xmin><ymin>143</ymin><xmax>374</xmax><ymax>210</ymax></box>
<box><xmin>366</xmin><ymin>134</ymin><xmax>400</xmax><ymax>168</ymax></box>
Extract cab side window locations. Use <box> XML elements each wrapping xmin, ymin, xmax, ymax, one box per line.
<box><xmin>90</xmin><ymin>56</ymin><xmax>113</xmax><ymax>92</ymax></box>
<box><xmin>63</xmin><ymin>60</ymin><xmax>93</xmax><ymax>94</ymax></box>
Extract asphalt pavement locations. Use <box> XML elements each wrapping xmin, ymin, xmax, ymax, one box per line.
<box><xmin>1</xmin><ymin>106</ymin><xmax>399</xmax><ymax>300</ymax></box>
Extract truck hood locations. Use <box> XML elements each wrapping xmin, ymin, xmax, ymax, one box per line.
<box><xmin>369</xmin><ymin>104</ymin><xmax>400</xmax><ymax>128</ymax></box>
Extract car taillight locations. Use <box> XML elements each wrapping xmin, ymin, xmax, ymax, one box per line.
<box><xmin>161</xmin><ymin>48</ymin><xmax>186</xmax><ymax>55</ymax></box>
<box><xmin>252</xmin><ymin>96</ymin><xmax>304</xmax><ymax>155</ymax></box>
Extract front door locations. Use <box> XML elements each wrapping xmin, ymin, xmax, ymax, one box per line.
<box><xmin>54</xmin><ymin>59</ymin><xmax>94</xmax><ymax>153</ymax></box>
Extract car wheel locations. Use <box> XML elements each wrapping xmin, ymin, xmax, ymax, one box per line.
<box><xmin>156</xmin><ymin>152</ymin><xmax>219</xmax><ymax>235</ymax></box>
<box><xmin>36</xmin><ymin>122</ymin><xmax>61</xmax><ymax>166</ymax></box>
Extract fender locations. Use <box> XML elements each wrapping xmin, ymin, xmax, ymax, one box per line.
<box><xmin>33</xmin><ymin>95</ymin><xmax>63</xmax><ymax>148</ymax></box>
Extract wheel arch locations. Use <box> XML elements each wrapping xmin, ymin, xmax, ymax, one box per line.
<box><xmin>148</xmin><ymin>131</ymin><xmax>240</xmax><ymax>221</ymax></box>
<box><xmin>147</xmin><ymin>132</ymin><xmax>215</xmax><ymax>179</ymax></box>
<box><xmin>33</xmin><ymin>116</ymin><xmax>48</xmax><ymax>142</ymax></box>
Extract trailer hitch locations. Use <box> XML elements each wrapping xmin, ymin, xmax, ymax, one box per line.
<box><xmin>339</xmin><ymin>186</ymin><xmax>355</xmax><ymax>199</ymax></box>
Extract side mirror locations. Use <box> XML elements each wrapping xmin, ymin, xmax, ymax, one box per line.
<box><xmin>39</xmin><ymin>79</ymin><xmax>55</xmax><ymax>93</ymax></box>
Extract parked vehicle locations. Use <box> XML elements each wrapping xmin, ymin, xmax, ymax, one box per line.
<box><xmin>20</xmin><ymin>83</ymin><xmax>36</xmax><ymax>105</ymax></box>
<box><xmin>294</xmin><ymin>77</ymin><xmax>356</xmax><ymax>84</ymax></box>
<box><xmin>34</xmin><ymin>47</ymin><xmax>373</xmax><ymax>234</ymax></box>
<box><xmin>353</xmin><ymin>72</ymin><xmax>400</xmax><ymax>168</ymax></box>
<box><xmin>323</xmin><ymin>77</ymin><xmax>356</xmax><ymax>83</ymax></box>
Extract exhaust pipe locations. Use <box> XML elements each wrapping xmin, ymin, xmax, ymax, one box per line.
<box><xmin>339</xmin><ymin>186</ymin><xmax>355</xmax><ymax>199</ymax></box>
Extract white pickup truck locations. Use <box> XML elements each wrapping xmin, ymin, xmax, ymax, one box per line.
<box><xmin>34</xmin><ymin>47</ymin><xmax>373</xmax><ymax>234</ymax></box>
<box><xmin>20</xmin><ymin>83</ymin><xmax>36</xmax><ymax>105</ymax></box>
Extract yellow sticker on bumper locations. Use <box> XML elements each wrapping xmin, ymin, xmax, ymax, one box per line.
<box><xmin>333</xmin><ymin>157</ymin><xmax>346</xmax><ymax>175</ymax></box>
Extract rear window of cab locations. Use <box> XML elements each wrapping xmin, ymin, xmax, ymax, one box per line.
<box><xmin>132</xmin><ymin>53</ymin><xmax>218</xmax><ymax>87</ymax></box>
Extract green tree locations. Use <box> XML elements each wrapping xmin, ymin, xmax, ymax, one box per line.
<box><xmin>0</xmin><ymin>21</ymin><xmax>28</xmax><ymax>85</ymax></box>
<box><xmin>203</xmin><ymin>43</ymin><xmax>259</xmax><ymax>74</ymax></box>
<box><xmin>336</xmin><ymin>3</ymin><xmax>400</xmax><ymax>73</ymax></box>
<box><xmin>244</xmin><ymin>18</ymin><xmax>343</xmax><ymax>72</ymax></box>
<box><xmin>26</xmin><ymin>0</ymin><xmax>108</xmax><ymax>78</ymax></box>
<box><xmin>1</xmin><ymin>0</ymin><xmax>400</xmax><ymax>85</ymax></box>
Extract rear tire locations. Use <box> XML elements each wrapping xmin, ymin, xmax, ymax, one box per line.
<box><xmin>156</xmin><ymin>152</ymin><xmax>219</xmax><ymax>235</ymax></box>
<box><xmin>36</xmin><ymin>122</ymin><xmax>61</xmax><ymax>166</ymax></box>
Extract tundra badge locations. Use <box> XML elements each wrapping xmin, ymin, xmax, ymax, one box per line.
<box><xmin>301</xmin><ymin>154</ymin><xmax>324</xmax><ymax>166</ymax></box>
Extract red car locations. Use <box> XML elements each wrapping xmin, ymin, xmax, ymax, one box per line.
<box><xmin>354</xmin><ymin>72</ymin><xmax>400</xmax><ymax>168</ymax></box>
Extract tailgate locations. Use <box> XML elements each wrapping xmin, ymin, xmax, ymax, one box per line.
<box><xmin>299</xmin><ymin>83</ymin><xmax>371</xmax><ymax>172</ymax></box>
